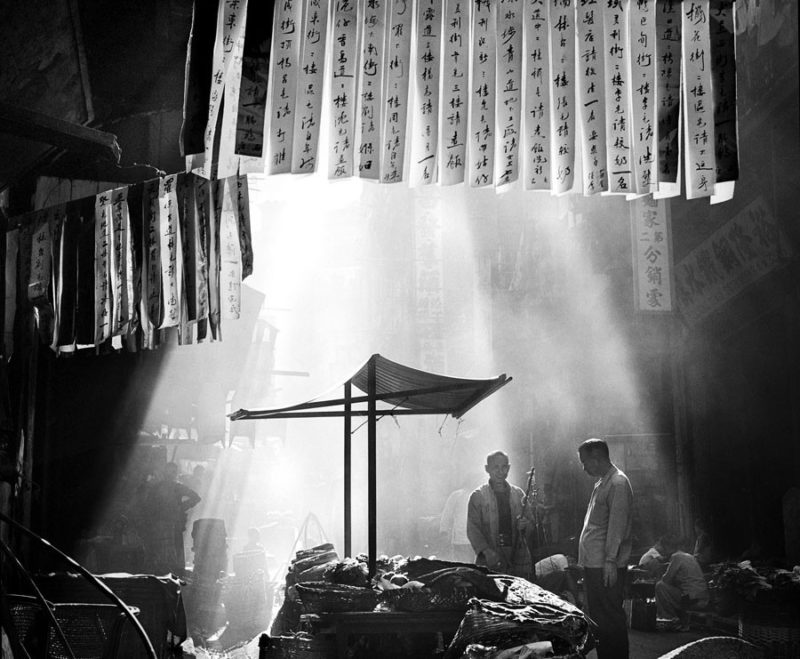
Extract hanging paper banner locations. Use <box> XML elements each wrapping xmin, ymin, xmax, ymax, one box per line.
<box><xmin>109</xmin><ymin>186</ymin><xmax>133</xmax><ymax>336</ymax></box>
<box><xmin>710</xmin><ymin>0</ymin><xmax>738</xmax><ymax>184</ymax></box>
<box><xmin>675</xmin><ymin>196</ymin><xmax>791</xmax><ymax>325</ymax></box>
<box><xmin>268</xmin><ymin>0</ymin><xmax>303</xmax><ymax>174</ymax></box>
<box><xmin>209</xmin><ymin>179</ymin><xmax>223</xmax><ymax>338</ymax></box>
<box><xmin>76</xmin><ymin>197</ymin><xmax>97</xmax><ymax>347</ymax></box>
<box><xmin>328</xmin><ymin>0</ymin><xmax>359</xmax><ymax>179</ymax></box>
<box><xmin>182</xmin><ymin>178</ymin><xmax>199</xmax><ymax>323</ymax></box>
<box><xmin>192</xmin><ymin>176</ymin><xmax>212</xmax><ymax>326</ymax></box>
<box><xmin>292</xmin><ymin>0</ymin><xmax>330</xmax><ymax>173</ymax></box>
<box><xmin>524</xmin><ymin>0</ymin><xmax>551</xmax><ymax>190</ymax></box>
<box><xmin>181</xmin><ymin>0</ymin><xmax>221</xmax><ymax>158</ymax></box>
<box><xmin>217</xmin><ymin>0</ymin><xmax>250</xmax><ymax>178</ymax></box>
<box><xmin>630</xmin><ymin>196</ymin><xmax>673</xmax><ymax>312</ymax></box>
<box><xmin>414</xmin><ymin>193</ymin><xmax>446</xmax><ymax>373</ymax></box>
<box><xmin>29</xmin><ymin>212</ymin><xmax>54</xmax><ymax>306</ymax></box>
<box><xmin>440</xmin><ymin>0</ymin><xmax>470</xmax><ymax>185</ymax></box>
<box><xmin>410</xmin><ymin>0</ymin><xmax>442</xmax><ymax>185</ymax></box>
<box><xmin>158</xmin><ymin>174</ymin><xmax>183</xmax><ymax>329</ymax></box>
<box><xmin>219</xmin><ymin>178</ymin><xmax>242</xmax><ymax>320</ymax></box>
<box><xmin>603</xmin><ymin>0</ymin><xmax>633</xmax><ymax>193</ymax></box>
<box><xmin>94</xmin><ymin>192</ymin><xmax>113</xmax><ymax>345</ymax></box>
<box><xmin>682</xmin><ymin>0</ymin><xmax>716</xmax><ymax>199</ymax></box>
<box><xmin>236</xmin><ymin>0</ymin><xmax>271</xmax><ymax>158</ymax></box>
<box><xmin>4</xmin><ymin>229</ymin><xmax>18</xmax><ymax>356</ymax></box>
<box><xmin>469</xmin><ymin>0</ymin><xmax>497</xmax><ymax>187</ymax></box>
<box><xmin>139</xmin><ymin>182</ymin><xmax>158</xmax><ymax>347</ymax></box>
<box><xmin>358</xmin><ymin>0</ymin><xmax>388</xmax><ymax>179</ymax></box>
<box><xmin>125</xmin><ymin>183</ymin><xmax>144</xmax><ymax>346</ymax></box>
<box><xmin>549</xmin><ymin>0</ymin><xmax>575</xmax><ymax>193</ymax></box>
<box><xmin>629</xmin><ymin>0</ymin><xmax>657</xmax><ymax>194</ymax></box>
<box><xmin>49</xmin><ymin>210</ymin><xmax>66</xmax><ymax>351</ymax></box>
<box><xmin>381</xmin><ymin>0</ymin><xmax>413</xmax><ymax>183</ymax></box>
<box><xmin>575</xmin><ymin>0</ymin><xmax>607</xmax><ymax>194</ymax></box>
<box><xmin>496</xmin><ymin>0</ymin><xmax>523</xmax><ymax>187</ymax></box>
<box><xmin>236</xmin><ymin>174</ymin><xmax>253</xmax><ymax>279</ymax></box>
<box><xmin>655</xmin><ymin>0</ymin><xmax>681</xmax><ymax>186</ymax></box>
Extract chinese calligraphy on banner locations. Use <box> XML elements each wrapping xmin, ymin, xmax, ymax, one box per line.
<box><xmin>630</xmin><ymin>195</ymin><xmax>673</xmax><ymax>312</ymax></box>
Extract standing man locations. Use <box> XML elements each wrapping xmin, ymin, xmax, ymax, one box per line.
<box><xmin>467</xmin><ymin>450</ymin><xmax>532</xmax><ymax>578</ymax></box>
<box><xmin>577</xmin><ymin>438</ymin><xmax>633</xmax><ymax>659</ymax></box>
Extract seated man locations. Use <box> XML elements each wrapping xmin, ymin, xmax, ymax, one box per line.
<box><xmin>655</xmin><ymin>535</ymin><xmax>710</xmax><ymax>630</ymax></box>
<box><xmin>533</xmin><ymin>553</ymin><xmax>581</xmax><ymax>605</ymax></box>
<box><xmin>638</xmin><ymin>538</ymin><xmax>669</xmax><ymax>579</ymax></box>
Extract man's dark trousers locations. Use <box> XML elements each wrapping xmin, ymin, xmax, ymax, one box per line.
<box><xmin>583</xmin><ymin>567</ymin><xmax>628</xmax><ymax>659</ymax></box>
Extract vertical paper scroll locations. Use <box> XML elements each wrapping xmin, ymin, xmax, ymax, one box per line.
<box><xmin>710</xmin><ymin>0</ymin><xmax>738</xmax><ymax>184</ymax></box>
<box><xmin>110</xmin><ymin>186</ymin><xmax>133</xmax><ymax>336</ymax></box>
<box><xmin>603</xmin><ymin>0</ymin><xmax>633</xmax><ymax>193</ymax></box>
<box><xmin>140</xmin><ymin>181</ymin><xmax>161</xmax><ymax>349</ymax></box>
<box><xmin>359</xmin><ymin>0</ymin><xmax>388</xmax><ymax>179</ymax></box>
<box><xmin>219</xmin><ymin>177</ymin><xmax>242</xmax><ymax>320</ymax></box>
<box><xmin>236</xmin><ymin>0</ymin><xmax>271</xmax><ymax>159</ymax></box>
<box><xmin>549</xmin><ymin>0</ymin><xmax>575</xmax><ymax>193</ymax></box>
<box><xmin>655</xmin><ymin>0</ymin><xmax>681</xmax><ymax>187</ymax></box>
<box><xmin>629</xmin><ymin>0</ymin><xmax>657</xmax><ymax>194</ymax></box>
<box><xmin>682</xmin><ymin>0</ymin><xmax>716</xmax><ymax>199</ymax></box>
<box><xmin>381</xmin><ymin>0</ymin><xmax>413</xmax><ymax>183</ymax></box>
<box><xmin>410</xmin><ymin>0</ymin><xmax>442</xmax><ymax>185</ymax></box>
<box><xmin>94</xmin><ymin>193</ymin><xmax>112</xmax><ymax>345</ymax></box>
<box><xmin>524</xmin><ymin>0</ymin><xmax>551</xmax><ymax>190</ymax></box>
<box><xmin>159</xmin><ymin>174</ymin><xmax>183</xmax><ymax>330</ymax></box>
<box><xmin>328</xmin><ymin>0</ymin><xmax>359</xmax><ymax>179</ymax></box>
<box><xmin>292</xmin><ymin>0</ymin><xmax>330</xmax><ymax>173</ymax></box>
<box><xmin>496</xmin><ymin>0</ymin><xmax>523</xmax><ymax>187</ymax></box>
<box><xmin>576</xmin><ymin>0</ymin><xmax>607</xmax><ymax>194</ymax></box>
<box><xmin>441</xmin><ymin>0</ymin><xmax>470</xmax><ymax>185</ymax></box>
<box><xmin>4</xmin><ymin>229</ymin><xmax>18</xmax><ymax>355</ymax></box>
<box><xmin>469</xmin><ymin>0</ymin><xmax>497</xmax><ymax>187</ymax></box>
<box><xmin>269</xmin><ymin>0</ymin><xmax>303</xmax><ymax>174</ymax></box>
<box><xmin>217</xmin><ymin>0</ymin><xmax>249</xmax><ymax>178</ymax></box>
<box><xmin>631</xmin><ymin>196</ymin><xmax>673</xmax><ymax>312</ymax></box>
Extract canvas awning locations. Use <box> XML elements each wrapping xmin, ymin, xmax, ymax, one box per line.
<box><xmin>230</xmin><ymin>354</ymin><xmax>511</xmax><ymax>573</ymax></box>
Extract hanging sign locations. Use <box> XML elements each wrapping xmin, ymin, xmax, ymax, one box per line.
<box><xmin>217</xmin><ymin>0</ymin><xmax>249</xmax><ymax>178</ymax></box>
<box><xmin>469</xmin><ymin>0</ymin><xmax>497</xmax><ymax>187</ymax></box>
<box><xmin>603</xmin><ymin>0</ymin><xmax>633</xmax><ymax>193</ymax></box>
<box><xmin>94</xmin><ymin>192</ymin><xmax>113</xmax><ymax>344</ymax></box>
<box><xmin>219</xmin><ymin>177</ymin><xmax>242</xmax><ymax>320</ymax></box>
<box><xmin>159</xmin><ymin>174</ymin><xmax>183</xmax><ymax>329</ymax></box>
<box><xmin>441</xmin><ymin>0</ymin><xmax>470</xmax><ymax>185</ymax></box>
<box><xmin>630</xmin><ymin>196</ymin><xmax>673</xmax><ymax>312</ymax></box>
<box><xmin>682</xmin><ymin>0</ymin><xmax>716</xmax><ymax>199</ymax></box>
<box><xmin>524</xmin><ymin>0</ymin><xmax>551</xmax><ymax>190</ymax></box>
<box><xmin>496</xmin><ymin>0</ymin><xmax>523</xmax><ymax>187</ymax></box>
<box><xmin>292</xmin><ymin>0</ymin><xmax>330</xmax><ymax>173</ymax></box>
<box><xmin>328</xmin><ymin>0</ymin><xmax>360</xmax><ymax>179</ymax></box>
<box><xmin>576</xmin><ymin>0</ymin><xmax>608</xmax><ymax>194</ymax></box>
<box><xmin>381</xmin><ymin>0</ymin><xmax>413</xmax><ymax>183</ymax></box>
<box><xmin>236</xmin><ymin>0</ymin><xmax>271</xmax><ymax>159</ymax></box>
<box><xmin>410</xmin><ymin>0</ymin><xmax>442</xmax><ymax>185</ymax></box>
<box><xmin>549</xmin><ymin>0</ymin><xmax>575</xmax><ymax>193</ymax></box>
<box><xmin>4</xmin><ymin>229</ymin><xmax>18</xmax><ymax>356</ymax></box>
<box><xmin>655</xmin><ymin>0</ymin><xmax>681</xmax><ymax>187</ymax></box>
<box><xmin>109</xmin><ymin>186</ymin><xmax>133</xmax><ymax>336</ymax></box>
<box><xmin>359</xmin><ymin>0</ymin><xmax>388</xmax><ymax>179</ymax></box>
<box><xmin>629</xmin><ymin>0</ymin><xmax>657</xmax><ymax>194</ymax></box>
<box><xmin>710</xmin><ymin>0</ymin><xmax>738</xmax><ymax>184</ymax></box>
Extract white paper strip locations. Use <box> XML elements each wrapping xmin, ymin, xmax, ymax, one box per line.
<box><xmin>496</xmin><ymin>0</ymin><xmax>523</xmax><ymax>187</ymax></box>
<box><xmin>469</xmin><ymin>0</ymin><xmax>497</xmax><ymax>187</ymax></box>
<box><xmin>4</xmin><ymin>229</ymin><xmax>18</xmax><ymax>356</ymax></box>
<box><xmin>549</xmin><ymin>0</ymin><xmax>575</xmax><ymax>193</ymax></box>
<box><xmin>219</xmin><ymin>177</ymin><xmax>242</xmax><ymax>320</ymax></box>
<box><xmin>141</xmin><ymin>180</ymin><xmax>161</xmax><ymax>348</ymax></box>
<box><xmin>109</xmin><ymin>186</ymin><xmax>132</xmax><ymax>335</ymax></box>
<box><xmin>328</xmin><ymin>0</ymin><xmax>360</xmax><ymax>179</ymax></box>
<box><xmin>217</xmin><ymin>0</ymin><xmax>249</xmax><ymax>179</ymax></box>
<box><xmin>655</xmin><ymin>0</ymin><xmax>681</xmax><ymax>185</ymax></box>
<box><xmin>630</xmin><ymin>195</ymin><xmax>673</xmax><ymax>312</ymax></box>
<box><xmin>603</xmin><ymin>0</ymin><xmax>633</xmax><ymax>193</ymax></box>
<box><xmin>292</xmin><ymin>0</ymin><xmax>330</xmax><ymax>173</ymax></box>
<box><xmin>576</xmin><ymin>0</ymin><xmax>607</xmax><ymax>194</ymax></box>
<box><xmin>192</xmin><ymin>176</ymin><xmax>211</xmax><ymax>323</ymax></box>
<box><xmin>628</xmin><ymin>0</ymin><xmax>657</xmax><ymax>194</ymax></box>
<box><xmin>440</xmin><ymin>0</ymin><xmax>470</xmax><ymax>185</ymax></box>
<box><xmin>159</xmin><ymin>174</ymin><xmax>183</xmax><ymax>329</ymax></box>
<box><xmin>524</xmin><ymin>0</ymin><xmax>551</xmax><ymax>190</ymax></box>
<box><xmin>710</xmin><ymin>0</ymin><xmax>738</xmax><ymax>185</ymax></box>
<box><xmin>269</xmin><ymin>0</ymin><xmax>303</xmax><ymax>174</ymax></box>
<box><xmin>359</xmin><ymin>0</ymin><xmax>388</xmax><ymax>179</ymax></box>
<box><xmin>381</xmin><ymin>0</ymin><xmax>413</xmax><ymax>183</ymax></box>
<box><xmin>410</xmin><ymin>0</ymin><xmax>442</xmax><ymax>185</ymax></box>
<box><xmin>682</xmin><ymin>0</ymin><xmax>716</xmax><ymax>199</ymax></box>
<box><xmin>94</xmin><ymin>192</ymin><xmax>113</xmax><ymax>344</ymax></box>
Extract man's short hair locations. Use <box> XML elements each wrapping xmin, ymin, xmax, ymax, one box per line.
<box><xmin>578</xmin><ymin>438</ymin><xmax>609</xmax><ymax>459</ymax></box>
<box><xmin>486</xmin><ymin>450</ymin><xmax>508</xmax><ymax>464</ymax></box>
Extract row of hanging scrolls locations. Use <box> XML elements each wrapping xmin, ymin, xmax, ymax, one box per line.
<box><xmin>181</xmin><ymin>0</ymin><xmax>739</xmax><ymax>200</ymax></box>
<box><xmin>5</xmin><ymin>174</ymin><xmax>252</xmax><ymax>356</ymax></box>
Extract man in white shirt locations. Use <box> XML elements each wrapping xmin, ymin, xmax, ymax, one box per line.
<box><xmin>577</xmin><ymin>438</ymin><xmax>633</xmax><ymax>659</ymax></box>
<box><xmin>655</xmin><ymin>535</ymin><xmax>710</xmax><ymax>629</ymax></box>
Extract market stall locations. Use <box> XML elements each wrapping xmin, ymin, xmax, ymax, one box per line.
<box><xmin>230</xmin><ymin>353</ymin><xmax>512</xmax><ymax>575</ymax></box>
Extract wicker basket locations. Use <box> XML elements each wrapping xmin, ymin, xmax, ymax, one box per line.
<box><xmin>738</xmin><ymin>615</ymin><xmax>800</xmax><ymax>659</ymax></box>
<box><xmin>379</xmin><ymin>586</ymin><xmax>473</xmax><ymax>612</ymax></box>
<box><xmin>262</xmin><ymin>634</ymin><xmax>336</xmax><ymax>659</ymax></box>
<box><xmin>295</xmin><ymin>581</ymin><xmax>377</xmax><ymax>614</ymax></box>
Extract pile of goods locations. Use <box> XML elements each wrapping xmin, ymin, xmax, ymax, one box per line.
<box><xmin>266</xmin><ymin>544</ymin><xmax>591</xmax><ymax>658</ymax></box>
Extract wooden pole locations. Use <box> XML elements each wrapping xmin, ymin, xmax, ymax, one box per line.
<box><xmin>367</xmin><ymin>357</ymin><xmax>377</xmax><ymax>576</ymax></box>
<box><xmin>344</xmin><ymin>380</ymin><xmax>352</xmax><ymax>558</ymax></box>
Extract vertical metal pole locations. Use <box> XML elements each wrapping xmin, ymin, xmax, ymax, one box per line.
<box><xmin>344</xmin><ymin>380</ymin><xmax>352</xmax><ymax>558</ymax></box>
<box><xmin>367</xmin><ymin>357</ymin><xmax>377</xmax><ymax>576</ymax></box>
